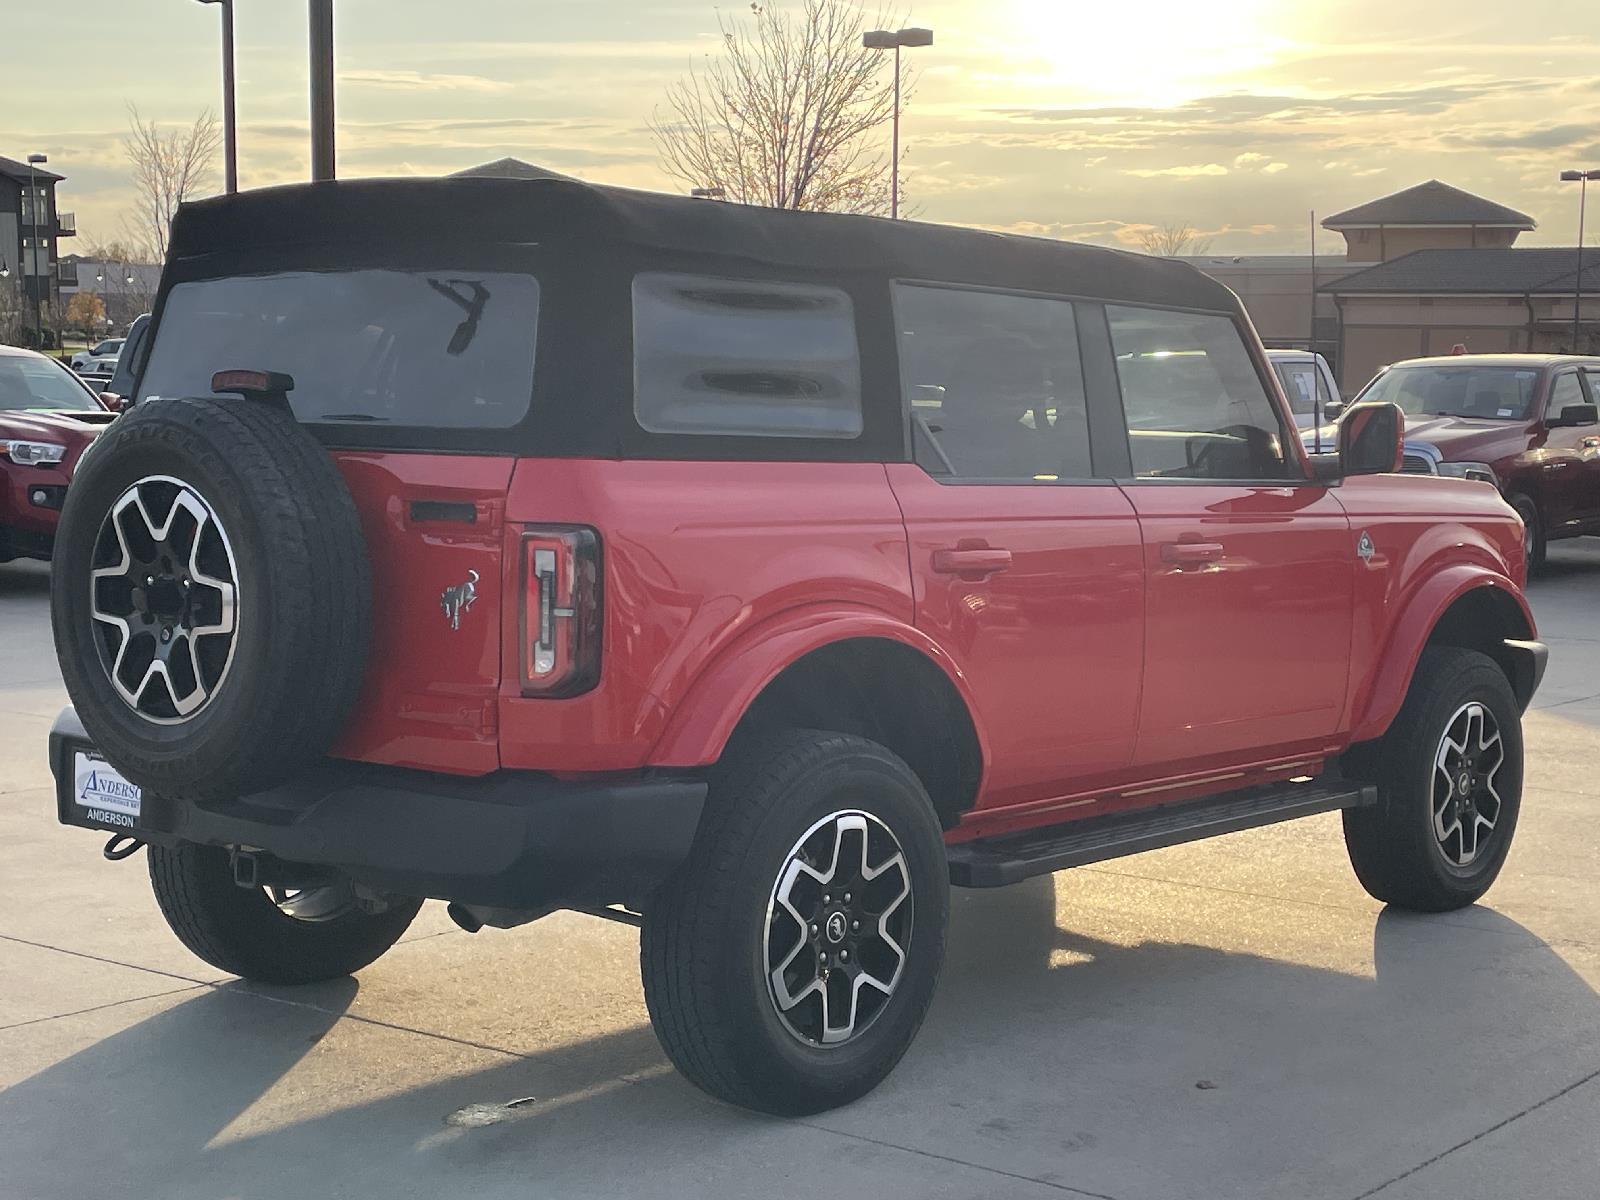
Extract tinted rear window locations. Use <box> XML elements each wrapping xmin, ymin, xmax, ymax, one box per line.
<box><xmin>138</xmin><ymin>270</ymin><xmax>539</xmax><ymax>428</ymax></box>
<box><xmin>632</xmin><ymin>272</ymin><xmax>862</xmax><ymax>439</ymax></box>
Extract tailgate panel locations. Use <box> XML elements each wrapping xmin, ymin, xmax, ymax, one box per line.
<box><xmin>328</xmin><ymin>451</ymin><xmax>513</xmax><ymax>774</ymax></box>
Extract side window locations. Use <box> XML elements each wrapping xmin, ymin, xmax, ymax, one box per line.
<box><xmin>1546</xmin><ymin>372</ymin><xmax>1586</xmax><ymax>421</ymax></box>
<box><xmin>1107</xmin><ymin>306</ymin><xmax>1291</xmax><ymax>480</ymax></box>
<box><xmin>894</xmin><ymin>283</ymin><xmax>1092</xmax><ymax>481</ymax></box>
<box><xmin>632</xmin><ymin>273</ymin><xmax>862</xmax><ymax>439</ymax></box>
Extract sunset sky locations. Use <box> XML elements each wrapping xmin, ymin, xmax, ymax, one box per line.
<box><xmin>5</xmin><ymin>0</ymin><xmax>1598</xmax><ymax>256</ymax></box>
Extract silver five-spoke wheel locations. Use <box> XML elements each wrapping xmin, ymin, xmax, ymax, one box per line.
<box><xmin>765</xmin><ymin>809</ymin><xmax>913</xmax><ymax>1046</ymax></box>
<box><xmin>1432</xmin><ymin>701</ymin><xmax>1505</xmax><ymax>867</ymax></box>
<box><xmin>89</xmin><ymin>475</ymin><xmax>239</xmax><ymax>723</ymax></box>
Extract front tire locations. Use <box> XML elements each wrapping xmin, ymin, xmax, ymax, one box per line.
<box><xmin>1343</xmin><ymin>647</ymin><xmax>1523</xmax><ymax>912</ymax></box>
<box><xmin>148</xmin><ymin>842</ymin><xmax>421</xmax><ymax>984</ymax></box>
<box><xmin>641</xmin><ymin>730</ymin><xmax>949</xmax><ymax>1115</ymax></box>
<box><xmin>1510</xmin><ymin>493</ymin><xmax>1545</xmax><ymax>574</ymax></box>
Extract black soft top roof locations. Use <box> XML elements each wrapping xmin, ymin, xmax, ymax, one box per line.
<box><xmin>168</xmin><ymin>176</ymin><xmax>1238</xmax><ymax>314</ymax></box>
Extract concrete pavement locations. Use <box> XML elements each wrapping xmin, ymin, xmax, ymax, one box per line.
<box><xmin>2</xmin><ymin>545</ymin><xmax>1599</xmax><ymax>1199</ymax></box>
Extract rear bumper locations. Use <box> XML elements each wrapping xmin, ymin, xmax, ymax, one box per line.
<box><xmin>49</xmin><ymin>707</ymin><xmax>706</xmax><ymax>910</ymax></box>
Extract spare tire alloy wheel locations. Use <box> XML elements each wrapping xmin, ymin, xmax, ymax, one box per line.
<box><xmin>90</xmin><ymin>476</ymin><xmax>239</xmax><ymax>723</ymax></box>
<box><xmin>766</xmin><ymin>810</ymin><xmax>913</xmax><ymax>1046</ymax></box>
<box><xmin>52</xmin><ymin>395</ymin><xmax>371</xmax><ymax>801</ymax></box>
<box><xmin>1431</xmin><ymin>701</ymin><xmax>1505</xmax><ymax>869</ymax></box>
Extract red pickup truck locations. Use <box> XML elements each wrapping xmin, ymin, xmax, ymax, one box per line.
<box><xmin>47</xmin><ymin>177</ymin><xmax>1544</xmax><ymax>1115</ymax></box>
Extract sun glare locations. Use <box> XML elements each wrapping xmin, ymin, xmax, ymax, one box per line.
<box><xmin>994</xmin><ymin>0</ymin><xmax>1283</xmax><ymax>106</ymax></box>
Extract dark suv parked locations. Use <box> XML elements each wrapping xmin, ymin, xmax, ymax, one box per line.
<box><xmin>47</xmin><ymin>177</ymin><xmax>1543</xmax><ymax>1114</ymax></box>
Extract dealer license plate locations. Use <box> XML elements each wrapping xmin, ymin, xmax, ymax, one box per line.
<box><xmin>70</xmin><ymin>751</ymin><xmax>143</xmax><ymax>829</ymax></box>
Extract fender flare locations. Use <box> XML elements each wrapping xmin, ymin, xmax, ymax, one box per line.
<box><xmin>1348</xmin><ymin>566</ymin><xmax>1534</xmax><ymax>743</ymax></box>
<box><xmin>647</xmin><ymin>604</ymin><xmax>991</xmax><ymax>771</ymax></box>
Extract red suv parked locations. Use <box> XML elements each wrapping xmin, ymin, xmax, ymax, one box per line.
<box><xmin>1354</xmin><ymin>354</ymin><xmax>1600</xmax><ymax>570</ymax></box>
<box><xmin>0</xmin><ymin>345</ymin><xmax>118</xmax><ymax>563</ymax></box>
<box><xmin>47</xmin><ymin>178</ymin><xmax>1545</xmax><ymax>1115</ymax></box>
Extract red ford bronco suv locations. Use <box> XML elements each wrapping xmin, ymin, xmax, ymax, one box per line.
<box><xmin>47</xmin><ymin>177</ymin><xmax>1546</xmax><ymax>1115</ymax></box>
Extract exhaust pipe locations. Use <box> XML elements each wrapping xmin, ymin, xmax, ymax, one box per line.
<box><xmin>447</xmin><ymin>902</ymin><xmax>558</xmax><ymax>933</ymax></box>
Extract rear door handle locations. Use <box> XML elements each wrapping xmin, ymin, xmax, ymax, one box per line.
<box><xmin>1161</xmin><ymin>541</ymin><xmax>1225</xmax><ymax>567</ymax></box>
<box><xmin>931</xmin><ymin>547</ymin><xmax>1013</xmax><ymax>576</ymax></box>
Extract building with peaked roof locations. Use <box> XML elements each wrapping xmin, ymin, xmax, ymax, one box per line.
<box><xmin>1322</xmin><ymin>180</ymin><xmax>1536</xmax><ymax>262</ymax></box>
<box><xmin>1</xmin><ymin>153</ymin><xmax>76</xmax><ymax>345</ymax></box>
<box><xmin>1185</xmin><ymin>180</ymin><xmax>1593</xmax><ymax>394</ymax></box>
<box><xmin>1324</xmin><ymin>245</ymin><xmax>1598</xmax><ymax>389</ymax></box>
<box><xmin>449</xmin><ymin>158</ymin><xmax>578</xmax><ymax>182</ymax></box>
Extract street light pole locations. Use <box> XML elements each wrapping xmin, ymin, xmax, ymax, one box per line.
<box><xmin>1560</xmin><ymin>169</ymin><xmax>1600</xmax><ymax>352</ymax></box>
<box><xmin>197</xmin><ymin>0</ymin><xmax>239</xmax><ymax>193</ymax></box>
<box><xmin>863</xmin><ymin>27</ymin><xmax>932</xmax><ymax>219</ymax></box>
<box><xmin>891</xmin><ymin>43</ymin><xmax>901</xmax><ymax>219</ymax></box>
<box><xmin>309</xmin><ymin>0</ymin><xmax>337</xmax><ymax>181</ymax></box>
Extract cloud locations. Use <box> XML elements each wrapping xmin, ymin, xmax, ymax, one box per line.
<box><xmin>1262</xmin><ymin>162</ymin><xmax>1289</xmax><ymax>174</ymax></box>
<box><xmin>995</xmin><ymin>79</ymin><xmax>1565</xmax><ymax>130</ymax></box>
<box><xmin>340</xmin><ymin>69</ymin><xmax>513</xmax><ymax>93</ymax></box>
<box><xmin>1441</xmin><ymin>122</ymin><xmax>1600</xmax><ymax>151</ymax></box>
<box><xmin>1124</xmin><ymin>163</ymin><xmax>1230</xmax><ymax>178</ymax></box>
<box><xmin>1234</xmin><ymin>152</ymin><xmax>1271</xmax><ymax>167</ymax></box>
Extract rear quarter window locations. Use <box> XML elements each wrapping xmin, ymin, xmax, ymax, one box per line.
<box><xmin>632</xmin><ymin>273</ymin><xmax>863</xmax><ymax>439</ymax></box>
<box><xmin>137</xmin><ymin>269</ymin><xmax>540</xmax><ymax>429</ymax></box>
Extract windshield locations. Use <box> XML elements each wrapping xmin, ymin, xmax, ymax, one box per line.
<box><xmin>0</xmin><ymin>355</ymin><xmax>100</xmax><ymax>412</ymax></box>
<box><xmin>92</xmin><ymin>339</ymin><xmax>123</xmax><ymax>356</ymax></box>
<box><xmin>1359</xmin><ymin>365</ymin><xmax>1539</xmax><ymax>421</ymax></box>
<box><xmin>138</xmin><ymin>269</ymin><xmax>540</xmax><ymax>428</ymax></box>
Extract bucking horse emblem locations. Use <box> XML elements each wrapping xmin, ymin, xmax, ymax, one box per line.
<box><xmin>441</xmin><ymin>570</ymin><xmax>480</xmax><ymax>631</ymax></box>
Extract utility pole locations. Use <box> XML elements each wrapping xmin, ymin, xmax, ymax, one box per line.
<box><xmin>196</xmin><ymin>1</ymin><xmax>238</xmax><ymax>193</ymax></box>
<box><xmin>1559</xmin><ymin>169</ymin><xmax>1599</xmax><ymax>351</ymax></box>
<box><xmin>309</xmin><ymin>0</ymin><xmax>336</xmax><ymax>181</ymax></box>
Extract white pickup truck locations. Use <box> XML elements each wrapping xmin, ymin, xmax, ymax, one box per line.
<box><xmin>1265</xmin><ymin>349</ymin><xmax>1343</xmax><ymax>431</ymax></box>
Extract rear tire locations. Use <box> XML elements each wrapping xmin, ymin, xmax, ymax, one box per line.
<box><xmin>641</xmin><ymin>730</ymin><xmax>948</xmax><ymax>1115</ymax></box>
<box><xmin>1342</xmin><ymin>647</ymin><xmax>1522</xmax><ymax>912</ymax></box>
<box><xmin>1510</xmin><ymin>493</ymin><xmax>1544</xmax><ymax>573</ymax></box>
<box><xmin>148</xmin><ymin>842</ymin><xmax>421</xmax><ymax>984</ymax></box>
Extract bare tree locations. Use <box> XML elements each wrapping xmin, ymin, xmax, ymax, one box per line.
<box><xmin>651</xmin><ymin>1</ymin><xmax>910</xmax><ymax>215</ymax></box>
<box><xmin>122</xmin><ymin>105</ymin><xmax>222</xmax><ymax>261</ymax></box>
<box><xmin>83</xmin><ymin>238</ymin><xmax>153</xmax><ymax>264</ymax></box>
<box><xmin>1135</xmin><ymin>223</ymin><xmax>1214</xmax><ymax>257</ymax></box>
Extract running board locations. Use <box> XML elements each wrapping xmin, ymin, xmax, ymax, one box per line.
<box><xmin>947</xmin><ymin>779</ymin><xmax>1377</xmax><ymax>888</ymax></box>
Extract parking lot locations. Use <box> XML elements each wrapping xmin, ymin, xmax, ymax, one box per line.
<box><xmin>1</xmin><ymin>547</ymin><xmax>1598</xmax><ymax>1200</ymax></box>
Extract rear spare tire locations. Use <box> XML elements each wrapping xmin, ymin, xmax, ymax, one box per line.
<box><xmin>51</xmin><ymin>395</ymin><xmax>370</xmax><ymax>801</ymax></box>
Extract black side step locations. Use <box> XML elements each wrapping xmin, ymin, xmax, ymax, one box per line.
<box><xmin>947</xmin><ymin>779</ymin><xmax>1377</xmax><ymax>888</ymax></box>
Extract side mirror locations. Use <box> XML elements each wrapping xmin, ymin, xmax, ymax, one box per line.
<box><xmin>1339</xmin><ymin>402</ymin><xmax>1404</xmax><ymax>476</ymax></box>
<box><xmin>1321</xmin><ymin>398</ymin><xmax>1345</xmax><ymax>421</ymax></box>
<box><xmin>98</xmin><ymin>391</ymin><xmax>126</xmax><ymax>412</ymax></box>
<box><xmin>1550</xmin><ymin>403</ymin><xmax>1599</xmax><ymax>428</ymax></box>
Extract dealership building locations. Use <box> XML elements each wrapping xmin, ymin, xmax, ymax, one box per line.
<box><xmin>1184</xmin><ymin>180</ymin><xmax>1598</xmax><ymax>395</ymax></box>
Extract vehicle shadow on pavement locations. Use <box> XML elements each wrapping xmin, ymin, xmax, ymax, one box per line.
<box><xmin>0</xmin><ymin>560</ymin><xmax>52</xmax><ymax>598</ymax></box>
<box><xmin>3</xmin><ymin>876</ymin><xmax>1596</xmax><ymax>1199</ymax></box>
